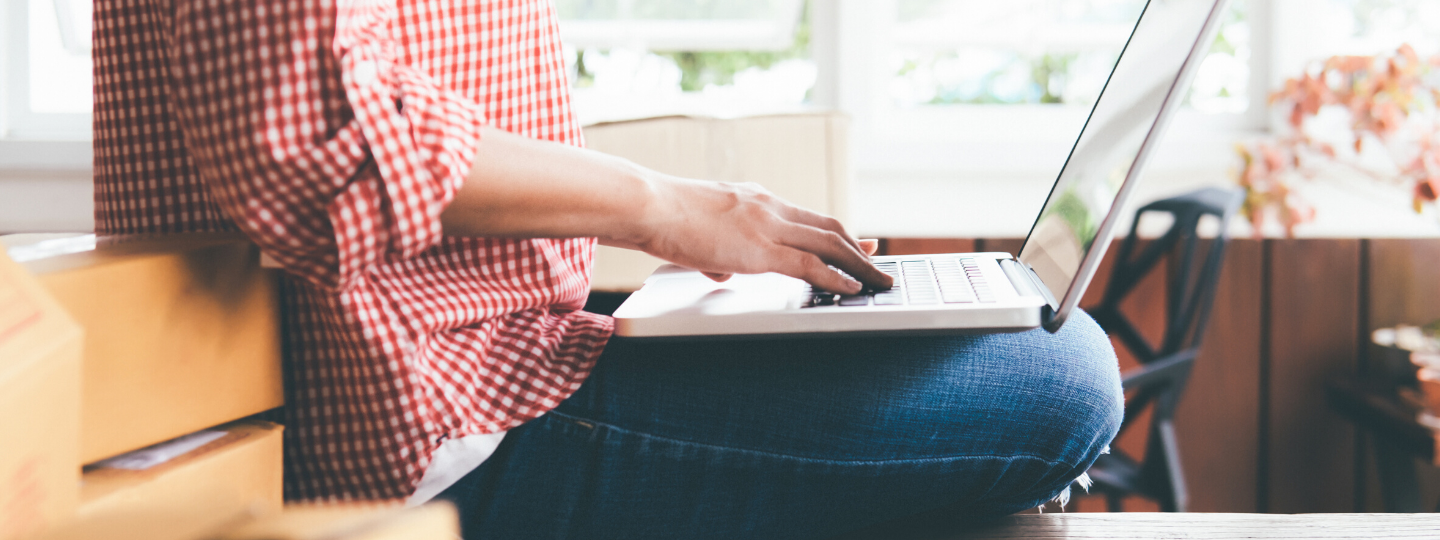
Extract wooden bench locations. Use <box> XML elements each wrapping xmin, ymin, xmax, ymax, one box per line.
<box><xmin>945</xmin><ymin>513</ymin><xmax>1440</xmax><ymax>539</ymax></box>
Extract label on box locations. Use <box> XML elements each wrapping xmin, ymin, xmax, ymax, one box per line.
<box><xmin>92</xmin><ymin>430</ymin><xmax>227</xmax><ymax>471</ymax></box>
<box><xmin>0</xmin><ymin>267</ymin><xmax>42</xmax><ymax>347</ymax></box>
<box><xmin>1</xmin><ymin>457</ymin><xmax>49</xmax><ymax>538</ymax></box>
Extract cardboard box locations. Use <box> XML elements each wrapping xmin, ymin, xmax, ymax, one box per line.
<box><xmin>2</xmin><ymin>234</ymin><xmax>283</xmax><ymax>463</ymax></box>
<box><xmin>76</xmin><ymin>420</ymin><xmax>284</xmax><ymax>528</ymax></box>
<box><xmin>31</xmin><ymin>494</ymin><xmax>252</xmax><ymax>540</ymax></box>
<box><xmin>36</xmin><ymin>502</ymin><xmax>458</xmax><ymax>540</ymax></box>
<box><xmin>217</xmin><ymin>503</ymin><xmax>460</xmax><ymax>540</ymax></box>
<box><xmin>0</xmin><ymin>250</ymin><xmax>82</xmax><ymax>540</ymax></box>
<box><xmin>582</xmin><ymin>112</ymin><xmax>851</xmax><ymax>292</ymax></box>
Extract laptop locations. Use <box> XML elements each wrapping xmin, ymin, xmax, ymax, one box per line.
<box><xmin>612</xmin><ymin>0</ymin><xmax>1230</xmax><ymax>339</ymax></box>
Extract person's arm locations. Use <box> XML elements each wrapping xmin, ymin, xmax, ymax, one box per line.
<box><xmin>165</xmin><ymin>0</ymin><xmax>886</xmax><ymax>295</ymax></box>
<box><xmin>163</xmin><ymin>0</ymin><xmax>485</xmax><ymax>291</ymax></box>
<box><xmin>441</xmin><ymin>127</ymin><xmax>893</xmax><ymax>294</ymax></box>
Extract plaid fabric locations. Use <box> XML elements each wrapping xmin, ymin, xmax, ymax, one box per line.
<box><xmin>94</xmin><ymin>0</ymin><xmax>613</xmax><ymax>500</ymax></box>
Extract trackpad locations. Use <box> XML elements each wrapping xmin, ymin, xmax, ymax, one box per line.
<box><xmin>626</xmin><ymin>272</ymin><xmax>801</xmax><ymax>316</ymax></box>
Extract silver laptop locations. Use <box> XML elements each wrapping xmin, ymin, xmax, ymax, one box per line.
<box><xmin>613</xmin><ymin>0</ymin><xmax>1229</xmax><ymax>339</ymax></box>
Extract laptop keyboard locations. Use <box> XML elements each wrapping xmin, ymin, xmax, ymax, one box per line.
<box><xmin>803</xmin><ymin>258</ymin><xmax>997</xmax><ymax>308</ymax></box>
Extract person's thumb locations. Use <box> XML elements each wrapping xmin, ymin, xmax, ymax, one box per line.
<box><xmin>702</xmin><ymin>272</ymin><xmax>733</xmax><ymax>282</ymax></box>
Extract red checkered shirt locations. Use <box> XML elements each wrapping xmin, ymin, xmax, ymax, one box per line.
<box><xmin>93</xmin><ymin>0</ymin><xmax>613</xmax><ymax>500</ymax></box>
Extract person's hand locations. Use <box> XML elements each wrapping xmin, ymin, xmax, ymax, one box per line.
<box><xmin>442</xmin><ymin>127</ymin><xmax>890</xmax><ymax>294</ymax></box>
<box><xmin>700</xmin><ymin>238</ymin><xmax>880</xmax><ymax>284</ymax></box>
<box><xmin>619</xmin><ymin>176</ymin><xmax>893</xmax><ymax>294</ymax></box>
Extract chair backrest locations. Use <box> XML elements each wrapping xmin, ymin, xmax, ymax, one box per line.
<box><xmin>1092</xmin><ymin>187</ymin><xmax>1244</xmax><ymax>365</ymax></box>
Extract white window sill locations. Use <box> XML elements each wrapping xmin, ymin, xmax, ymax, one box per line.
<box><xmin>850</xmin><ymin>167</ymin><xmax>1440</xmax><ymax>240</ymax></box>
<box><xmin>0</xmin><ymin>169</ymin><xmax>92</xmax><ymax>233</ymax></box>
<box><xmin>0</xmin><ymin>139</ymin><xmax>91</xmax><ymax>170</ymax></box>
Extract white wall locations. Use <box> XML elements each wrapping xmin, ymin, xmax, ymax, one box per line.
<box><xmin>0</xmin><ymin>170</ymin><xmax>92</xmax><ymax>233</ymax></box>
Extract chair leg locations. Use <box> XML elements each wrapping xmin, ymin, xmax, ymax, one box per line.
<box><xmin>1137</xmin><ymin>418</ymin><xmax>1188</xmax><ymax>512</ymax></box>
<box><xmin>1106</xmin><ymin>492</ymin><xmax>1124</xmax><ymax>513</ymax></box>
<box><xmin>1157</xmin><ymin>419</ymin><xmax>1188</xmax><ymax>512</ymax></box>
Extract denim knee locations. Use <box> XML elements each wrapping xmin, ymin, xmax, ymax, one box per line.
<box><xmin>976</xmin><ymin>310</ymin><xmax>1124</xmax><ymax>510</ymax></box>
<box><xmin>1044</xmin><ymin>310</ymin><xmax>1124</xmax><ymax>463</ymax></box>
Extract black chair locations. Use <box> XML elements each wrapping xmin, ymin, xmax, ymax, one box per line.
<box><xmin>1081</xmin><ymin>187</ymin><xmax>1245</xmax><ymax>512</ymax></box>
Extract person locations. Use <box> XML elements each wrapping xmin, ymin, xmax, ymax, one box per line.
<box><xmin>93</xmin><ymin>1</ymin><xmax>1123</xmax><ymax>538</ymax></box>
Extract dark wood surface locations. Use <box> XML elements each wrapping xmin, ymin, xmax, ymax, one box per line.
<box><xmin>946</xmin><ymin>513</ymin><xmax>1440</xmax><ymax>539</ymax></box>
<box><xmin>1175</xmin><ymin>239</ymin><xmax>1264</xmax><ymax>513</ymax></box>
<box><xmin>1326</xmin><ymin>378</ymin><xmax>1434</xmax><ymax>461</ymax></box>
<box><xmin>1265</xmin><ymin>239</ymin><xmax>1362</xmax><ymax>513</ymax></box>
<box><xmin>860</xmin><ymin>237</ymin><xmax>1440</xmax><ymax>514</ymax></box>
<box><xmin>1076</xmin><ymin>239</ymin><xmax>1169</xmax><ymax>513</ymax></box>
<box><xmin>1360</xmin><ymin>239</ymin><xmax>1440</xmax><ymax>511</ymax></box>
<box><xmin>881</xmin><ymin>239</ymin><xmax>979</xmax><ymax>257</ymax></box>
<box><xmin>976</xmin><ymin>238</ymin><xmax>1027</xmax><ymax>257</ymax></box>
<box><xmin>1368</xmin><ymin>239</ymin><xmax>1440</xmax><ymax>330</ymax></box>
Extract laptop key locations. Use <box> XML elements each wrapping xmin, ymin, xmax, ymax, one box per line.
<box><xmin>838</xmin><ymin>295</ymin><xmax>871</xmax><ymax>307</ymax></box>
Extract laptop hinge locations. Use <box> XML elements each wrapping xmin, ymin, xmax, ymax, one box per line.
<box><xmin>999</xmin><ymin>259</ymin><xmax>1060</xmax><ymax>313</ymax></box>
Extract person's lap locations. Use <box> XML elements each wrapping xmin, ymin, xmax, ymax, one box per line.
<box><xmin>438</xmin><ymin>310</ymin><xmax>1123</xmax><ymax>540</ymax></box>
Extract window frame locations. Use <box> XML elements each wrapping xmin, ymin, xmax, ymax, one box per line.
<box><xmin>557</xmin><ymin>0</ymin><xmax>806</xmax><ymax>52</ymax></box>
<box><xmin>812</xmin><ymin>0</ymin><xmax>1276</xmax><ymax>180</ymax></box>
<box><xmin>5</xmin><ymin>0</ymin><xmax>1282</xmax><ymax>176</ymax></box>
<box><xmin>1</xmin><ymin>0</ymin><xmax>92</xmax><ymax>172</ymax></box>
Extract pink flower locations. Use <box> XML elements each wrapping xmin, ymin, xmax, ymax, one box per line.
<box><xmin>1237</xmin><ymin>44</ymin><xmax>1440</xmax><ymax>236</ymax></box>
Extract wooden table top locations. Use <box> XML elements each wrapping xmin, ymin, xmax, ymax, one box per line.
<box><xmin>1326</xmin><ymin>377</ymin><xmax>1438</xmax><ymax>465</ymax></box>
<box><xmin>948</xmin><ymin>512</ymin><xmax>1440</xmax><ymax>539</ymax></box>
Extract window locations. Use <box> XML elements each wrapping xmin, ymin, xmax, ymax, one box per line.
<box><xmin>818</xmin><ymin>0</ymin><xmax>1263</xmax><ymax>182</ymax></box>
<box><xmin>1</xmin><ymin>0</ymin><xmax>92</xmax><ymax>171</ymax></box>
<box><xmin>555</xmin><ymin>1</ymin><xmax>1266</xmax><ymax>181</ymax></box>
<box><xmin>1274</xmin><ymin>0</ymin><xmax>1440</xmax><ymax>76</ymax></box>
<box><xmin>3</xmin><ymin>0</ymin><xmax>90</xmax><ymax>138</ymax></box>
<box><xmin>557</xmin><ymin>0</ymin><xmax>814</xmax><ymax>124</ymax></box>
<box><xmin>7</xmin><ymin>0</ymin><xmax>1430</xmax><ymax>175</ymax></box>
<box><xmin>887</xmin><ymin>0</ymin><xmax>1150</xmax><ymax>108</ymax></box>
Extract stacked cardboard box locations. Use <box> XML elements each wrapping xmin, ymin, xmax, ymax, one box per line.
<box><xmin>4</xmin><ymin>234</ymin><xmax>463</xmax><ymax>538</ymax></box>
<box><xmin>77</xmin><ymin>420</ymin><xmax>284</xmax><ymax>526</ymax></box>
<box><xmin>216</xmin><ymin>503</ymin><xmax>460</xmax><ymax>540</ymax></box>
<box><xmin>5</xmin><ymin>234</ymin><xmax>283</xmax><ymax>462</ymax></box>
<box><xmin>0</xmin><ymin>234</ymin><xmax>290</xmax><ymax>538</ymax></box>
<box><xmin>37</xmin><ymin>501</ymin><xmax>458</xmax><ymax>540</ymax></box>
<box><xmin>0</xmin><ymin>246</ymin><xmax>83</xmax><ymax>540</ymax></box>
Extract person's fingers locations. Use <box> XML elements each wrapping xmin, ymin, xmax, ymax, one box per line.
<box><xmin>777</xmin><ymin>206</ymin><xmax>863</xmax><ymax>253</ymax></box>
<box><xmin>859</xmin><ymin>239</ymin><xmax>880</xmax><ymax>256</ymax></box>
<box><xmin>702</xmin><ymin>271</ymin><xmax>733</xmax><ymax>282</ymax></box>
<box><xmin>777</xmin><ymin>225</ymin><xmax>893</xmax><ymax>290</ymax></box>
<box><xmin>774</xmin><ymin>248</ymin><xmax>862</xmax><ymax>294</ymax></box>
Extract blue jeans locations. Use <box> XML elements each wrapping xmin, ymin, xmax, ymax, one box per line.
<box><xmin>438</xmin><ymin>311</ymin><xmax>1123</xmax><ymax>539</ymax></box>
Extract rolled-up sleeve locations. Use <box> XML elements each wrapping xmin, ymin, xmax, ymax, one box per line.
<box><xmin>165</xmin><ymin>0</ymin><xmax>483</xmax><ymax>291</ymax></box>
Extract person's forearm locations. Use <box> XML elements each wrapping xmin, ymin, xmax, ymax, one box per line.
<box><xmin>441</xmin><ymin>126</ymin><xmax>655</xmax><ymax>247</ymax></box>
<box><xmin>441</xmin><ymin>126</ymin><xmax>893</xmax><ymax>294</ymax></box>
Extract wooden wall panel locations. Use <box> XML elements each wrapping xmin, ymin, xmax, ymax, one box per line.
<box><xmin>1367</xmin><ymin>239</ymin><xmax>1440</xmax><ymax>330</ymax></box>
<box><xmin>1086</xmin><ymin>240</ymin><xmax>1167</xmax><ymax>512</ymax></box>
<box><xmin>880</xmin><ymin>239</ymin><xmax>977</xmax><ymax>256</ymax></box>
<box><xmin>1266</xmin><ymin>239</ymin><xmax>1362</xmax><ymax>513</ymax></box>
<box><xmin>1177</xmin><ymin>238</ymin><xmax>1264</xmax><ymax>512</ymax></box>
<box><xmin>977</xmin><ymin>238</ymin><xmax>1027</xmax><ymax>257</ymax></box>
<box><xmin>1358</xmin><ymin>239</ymin><xmax>1440</xmax><ymax>512</ymax></box>
<box><xmin>865</xmin><ymin>236</ymin><xmax>1415</xmax><ymax>514</ymax></box>
<box><xmin>1068</xmin><ymin>239</ymin><xmax>1262</xmax><ymax>513</ymax></box>
<box><xmin>1066</xmin><ymin>239</ymin><xmax>1155</xmax><ymax>512</ymax></box>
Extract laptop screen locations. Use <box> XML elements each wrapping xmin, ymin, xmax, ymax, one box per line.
<box><xmin>1018</xmin><ymin>0</ymin><xmax>1221</xmax><ymax>305</ymax></box>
